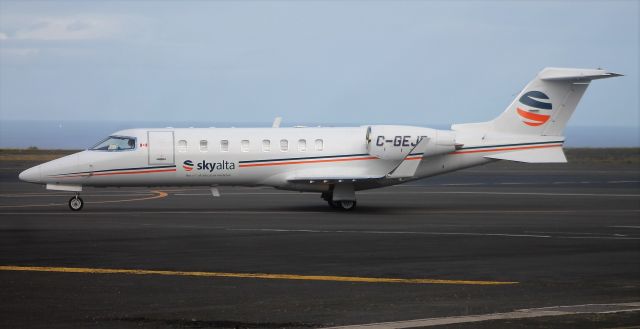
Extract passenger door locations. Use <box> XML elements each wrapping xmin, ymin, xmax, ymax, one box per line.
<box><xmin>148</xmin><ymin>131</ymin><xmax>175</xmax><ymax>165</ymax></box>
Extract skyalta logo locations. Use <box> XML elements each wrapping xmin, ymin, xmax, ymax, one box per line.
<box><xmin>182</xmin><ymin>160</ymin><xmax>194</xmax><ymax>171</ymax></box>
<box><xmin>517</xmin><ymin>91</ymin><xmax>553</xmax><ymax>127</ymax></box>
<box><xmin>183</xmin><ymin>160</ymin><xmax>236</xmax><ymax>172</ymax></box>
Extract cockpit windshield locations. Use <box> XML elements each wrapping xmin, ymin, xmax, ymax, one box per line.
<box><xmin>90</xmin><ymin>136</ymin><xmax>136</xmax><ymax>151</ymax></box>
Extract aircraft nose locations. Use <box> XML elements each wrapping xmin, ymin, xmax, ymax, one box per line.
<box><xmin>19</xmin><ymin>165</ymin><xmax>41</xmax><ymax>183</ymax></box>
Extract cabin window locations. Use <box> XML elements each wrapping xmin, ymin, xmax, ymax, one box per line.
<box><xmin>262</xmin><ymin>139</ymin><xmax>271</xmax><ymax>152</ymax></box>
<box><xmin>315</xmin><ymin>139</ymin><xmax>324</xmax><ymax>151</ymax></box>
<box><xmin>241</xmin><ymin>140</ymin><xmax>250</xmax><ymax>152</ymax></box>
<box><xmin>280</xmin><ymin>139</ymin><xmax>288</xmax><ymax>152</ymax></box>
<box><xmin>90</xmin><ymin>136</ymin><xmax>136</xmax><ymax>151</ymax></box>
<box><xmin>298</xmin><ymin>139</ymin><xmax>306</xmax><ymax>152</ymax></box>
<box><xmin>177</xmin><ymin>140</ymin><xmax>188</xmax><ymax>152</ymax></box>
<box><xmin>200</xmin><ymin>140</ymin><xmax>208</xmax><ymax>152</ymax></box>
<box><xmin>220</xmin><ymin>140</ymin><xmax>229</xmax><ymax>152</ymax></box>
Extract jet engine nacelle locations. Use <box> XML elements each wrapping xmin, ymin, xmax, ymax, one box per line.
<box><xmin>366</xmin><ymin>125</ymin><xmax>457</xmax><ymax>160</ymax></box>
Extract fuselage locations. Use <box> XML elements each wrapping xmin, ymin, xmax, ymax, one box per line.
<box><xmin>18</xmin><ymin>125</ymin><xmax>564</xmax><ymax>192</ymax></box>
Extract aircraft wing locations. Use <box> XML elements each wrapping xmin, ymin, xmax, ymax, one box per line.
<box><xmin>288</xmin><ymin>138</ymin><xmax>431</xmax><ymax>184</ymax></box>
<box><xmin>287</xmin><ymin>175</ymin><xmax>384</xmax><ymax>184</ymax></box>
<box><xmin>386</xmin><ymin>137</ymin><xmax>430</xmax><ymax>178</ymax></box>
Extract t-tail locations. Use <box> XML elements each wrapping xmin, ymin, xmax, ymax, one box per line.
<box><xmin>454</xmin><ymin>67</ymin><xmax>622</xmax><ymax>136</ymax></box>
<box><xmin>452</xmin><ymin>67</ymin><xmax>622</xmax><ymax>163</ymax></box>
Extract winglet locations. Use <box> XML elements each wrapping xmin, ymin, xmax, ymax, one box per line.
<box><xmin>272</xmin><ymin>117</ymin><xmax>282</xmax><ymax>128</ymax></box>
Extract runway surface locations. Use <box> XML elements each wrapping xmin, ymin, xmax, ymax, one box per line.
<box><xmin>0</xmin><ymin>161</ymin><xmax>639</xmax><ymax>328</ymax></box>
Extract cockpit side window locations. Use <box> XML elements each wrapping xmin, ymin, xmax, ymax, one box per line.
<box><xmin>91</xmin><ymin>136</ymin><xmax>137</xmax><ymax>151</ymax></box>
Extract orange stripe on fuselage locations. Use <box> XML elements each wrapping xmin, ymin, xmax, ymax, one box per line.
<box><xmin>239</xmin><ymin>156</ymin><xmax>378</xmax><ymax>168</ymax></box>
<box><xmin>452</xmin><ymin>143</ymin><xmax>562</xmax><ymax>155</ymax></box>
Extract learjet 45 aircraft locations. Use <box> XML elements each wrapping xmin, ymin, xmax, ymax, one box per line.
<box><xmin>19</xmin><ymin>67</ymin><xmax>621</xmax><ymax>211</ymax></box>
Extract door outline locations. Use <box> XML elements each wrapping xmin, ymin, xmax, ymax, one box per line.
<box><xmin>147</xmin><ymin>131</ymin><xmax>175</xmax><ymax>165</ymax></box>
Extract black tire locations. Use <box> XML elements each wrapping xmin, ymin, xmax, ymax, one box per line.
<box><xmin>327</xmin><ymin>200</ymin><xmax>339</xmax><ymax>208</ymax></box>
<box><xmin>337</xmin><ymin>200</ymin><xmax>356</xmax><ymax>211</ymax></box>
<box><xmin>69</xmin><ymin>196</ymin><xmax>83</xmax><ymax>211</ymax></box>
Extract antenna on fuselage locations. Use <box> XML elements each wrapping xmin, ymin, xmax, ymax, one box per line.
<box><xmin>272</xmin><ymin>116</ymin><xmax>282</xmax><ymax>128</ymax></box>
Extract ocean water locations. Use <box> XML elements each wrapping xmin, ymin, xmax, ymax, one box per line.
<box><xmin>0</xmin><ymin>120</ymin><xmax>637</xmax><ymax>149</ymax></box>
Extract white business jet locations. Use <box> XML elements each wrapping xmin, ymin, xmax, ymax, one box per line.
<box><xmin>19</xmin><ymin>67</ymin><xmax>621</xmax><ymax>211</ymax></box>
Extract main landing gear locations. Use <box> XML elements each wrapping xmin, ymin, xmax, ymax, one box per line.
<box><xmin>322</xmin><ymin>192</ymin><xmax>357</xmax><ymax>211</ymax></box>
<box><xmin>68</xmin><ymin>193</ymin><xmax>84</xmax><ymax>211</ymax></box>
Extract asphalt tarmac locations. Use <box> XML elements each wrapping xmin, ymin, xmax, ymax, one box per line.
<box><xmin>0</xmin><ymin>161</ymin><xmax>639</xmax><ymax>328</ymax></box>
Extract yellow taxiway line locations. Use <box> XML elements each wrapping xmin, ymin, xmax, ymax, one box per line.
<box><xmin>0</xmin><ymin>265</ymin><xmax>518</xmax><ymax>285</ymax></box>
<box><xmin>0</xmin><ymin>190</ymin><xmax>168</xmax><ymax>208</ymax></box>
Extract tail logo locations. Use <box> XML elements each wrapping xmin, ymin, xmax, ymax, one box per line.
<box><xmin>182</xmin><ymin>160</ymin><xmax>194</xmax><ymax>171</ymax></box>
<box><xmin>517</xmin><ymin>91</ymin><xmax>552</xmax><ymax>126</ymax></box>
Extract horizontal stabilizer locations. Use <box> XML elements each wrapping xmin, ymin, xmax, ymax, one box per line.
<box><xmin>538</xmin><ymin>67</ymin><xmax>623</xmax><ymax>81</ymax></box>
<box><xmin>484</xmin><ymin>146</ymin><xmax>567</xmax><ymax>163</ymax></box>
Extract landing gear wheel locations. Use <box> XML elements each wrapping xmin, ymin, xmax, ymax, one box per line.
<box><xmin>69</xmin><ymin>196</ymin><xmax>84</xmax><ymax>211</ymax></box>
<box><xmin>337</xmin><ymin>200</ymin><xmax>356</xmax><ymax>211</ymax></box>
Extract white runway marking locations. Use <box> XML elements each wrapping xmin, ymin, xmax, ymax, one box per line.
<box><xmin>323</xmin><ymin>302</ymin><xmax>640</xmax><ymax>329</ymax></box>
<box><xmin>527</xmin><ymin>231</ymin><xmax>609</xmax><ymax>235</ymax></box>
<box><xmin>525</xmin><ymin>231</ymin><xmax>635</xmax><ymax>238</ymax></box>
<box><xmin>362</xmin><ymin>191</ymin><xmax>640</xmax><ymax>198</ymax></box>
<box><xmin>1</xmin><ymin>209</ymin><xmax>638</xmax><ymax>217</ymax></box>
<box><xmin>172</xmin><ymin>191</ymin><xmax>640</xmax><ymax>198</ymax></box>
<box><xmin>429</xmin><ymin>180</ymin><xmax>639</xmax><ymax>186</ymax></box>
<box><xmin>226</xmin><ymin>228</ymin><xmax>640</xmax><ymax>240</ymax></box>
<box><xmin>227</xmin><ymin>228</ymin><xmax>552</xmax><ymax>238</ymax></box>
<box><xmin>562</xmin><ymin>236</ymin><xmax>640</xmax><ymax>240</ymax></box>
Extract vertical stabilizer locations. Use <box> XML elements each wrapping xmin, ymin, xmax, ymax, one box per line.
<box><xmin>452</xmin><ymin>68</ymin><xmax>622</xmax><ymax>136</ymax></box>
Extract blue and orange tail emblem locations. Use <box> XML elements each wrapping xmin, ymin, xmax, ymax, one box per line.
<box><xmin>517</xmin><ymin>91</ymin><xmax>552</xmax><ymax>126</ymax></box>
<box><xmin>183</xmin><ymin>160</ymin><xmax>194</xmax><ymax>171</ymax></box>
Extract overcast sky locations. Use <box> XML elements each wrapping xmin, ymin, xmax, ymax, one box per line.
<box><xmin>0</xmin><ymin>1</ymin><xmax>637</xmax><ymax>127</ymax></box>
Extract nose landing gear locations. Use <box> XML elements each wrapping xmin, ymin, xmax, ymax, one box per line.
<box><xmin>68</xmin><ymin>194</ymin><xmax>84</xmax><ymax>211</ymax></box>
